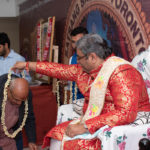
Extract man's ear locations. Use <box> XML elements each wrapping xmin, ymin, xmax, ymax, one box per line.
<box><xmin>4</xmin><ymin>43</ymin><xmax>8</xmax><ymax>49</ymax></box>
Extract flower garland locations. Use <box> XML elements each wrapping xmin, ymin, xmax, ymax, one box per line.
<box><xmin>56</xmin><ymin>80</ymin><xmax>78</xmax><ymax>107</ymax></box>
<box><xmin>1</xmin><ymin>71</ymin><xmax>28</xmax><ymax>138</ymax></box>
<box><xmin>69</xmin><ymin>81</ymin><xmax>73</xmax><ymax>104</ymax></box>
<box><xmin>64</xmin><ymin>86</ymin><xmax>68</xmax><ymax>105</ymax></box>
<box><xmin>36</xmin><ymin>17</ymin><xmax>55</xmax><ymax>80</ymax></box>
<box><xmin>56</xmin><ymin>81</ymin><xmax>60</xmax><ymax>107</ymax></box>
<box><xmin>37</xmin><ymin>17</ymin><xmax>55</xmax><ymax>62</ymax></box>
<box><xmin>37</xmin><ymin>21</ymin><xmax>42</xmax><ymax>62</ymax></box>
<box><xmin>44</xmin><ymin>17</ymin><xmax>55</xmax><ymax>62</ymax></box>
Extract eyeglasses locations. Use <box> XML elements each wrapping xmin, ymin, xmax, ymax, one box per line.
<box><xmin>77</xmin><ymin>54</ymin><xmax>87</xmax><ymax>60</ymax></box>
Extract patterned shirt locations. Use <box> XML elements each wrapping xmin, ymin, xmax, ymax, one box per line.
<box><xmin>131</xmin><ymin>46</ymin><xmax>150</xmax><ymax>101</ymax></box>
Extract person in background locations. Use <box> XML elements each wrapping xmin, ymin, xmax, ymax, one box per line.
<box><xmin>12</xmin><ymin>34</ymin><xmax>150</xmax><ymax>150</ymax></box>
<box><xmin>69</xmin><ymin>26</ymin><xmax>88</xmax><ymax>100</ymax></box>
<box><xmin>57</xmin><ymin>27</ymin><xmax>88</xmax><ymax>125</ymax></box>
<box><xmin>131</xmin><ymin>45</ymin><xmax>150</xmax><ymax>101</ymax></box>
<box><xmin>0</xmin><ymin>32</ymin><xmax>37</xmax><ymax>150</ymax></box>
<box><xmin>0</xmin><ymin>32</ymin><xmax>31</xmax><ymax>82</ymax></box>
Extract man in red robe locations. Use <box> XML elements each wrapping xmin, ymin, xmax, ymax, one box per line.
<box><xmin>12</xmin><ymin>34</ymin><xmax>150</xmax><ymax>150</ymax></box>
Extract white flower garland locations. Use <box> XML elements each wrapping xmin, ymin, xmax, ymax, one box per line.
<box><xmin>56</xmin><ymin>81</ymin><xmax>60</xmax><ymax>107</ymax></box>
<box><xmin>1</xmin><ymin>71</ymin><xmax>28</xmax><ymax>138</ymax></box>
<box><xmin>64</xmin><ymin>87</ymin><xmax>67</xmax><ymax>105</ymax></box>
<box><xmin>69</xmin><ymin>81</ymin><xmax>73</xmax><ymax>104</ymax></box>
<box><xmin>56</xmin><ymin>81</ymin><xmax>78</xmax><ymax>107</ymax></box>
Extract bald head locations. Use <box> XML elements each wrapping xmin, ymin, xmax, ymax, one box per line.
<box><xmin>8</xmin><ymin>78</ymin><xmax>29</xmax><ymax>105</ymax></box>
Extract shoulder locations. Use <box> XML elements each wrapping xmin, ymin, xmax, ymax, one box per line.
<box><xmin>10</xmin><ymin>50</ymin><xmax>25</xmax><ymax>61</ymax></box>
<box><xmin>112</xmin><ymin>64</ymin><xmax>138</xmax><ymax>75</ymax></box>
<box><xmin>110</xmin><ymin>64</ymin><xmax>142</xmax><ymax>82</ymax></box>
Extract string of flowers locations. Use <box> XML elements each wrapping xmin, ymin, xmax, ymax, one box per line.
<box><xmin>69</xmin><ymin>81</ymin><xmax>73</xmax><ymax>104</ymax></box>
<box><xmin>37</xmin><ymin>21</ymin><xmax>42</xmax><ymax>62</ymax></box>
<box><xmin>64</xmin><ymin>86</ymin><xmax>68</xmax><ymax>105</ymax></box>
<box><xmin>56</xmin><ymin>81</ymin><xmax>60</xmax><ymax>107</ymax></box>
<box><xmin>48</xmin><ymin>17</ymin><xmax>55</xmax><ymax>62</ymax></box>
<box><xmin>1</xmin><ymin>70</ymin><xmax>28</xmax><ymax>138</ymax></box>
<box><xmin>56</xmin><ymin>81</ymin><xmax>78</xmax><ymax>106</ymax></box>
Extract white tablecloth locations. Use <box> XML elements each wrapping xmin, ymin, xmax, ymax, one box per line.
<box><xmin>98</xmin><ymin>124</ymin><xmax>150</xmax><ymax>150</ymax></box>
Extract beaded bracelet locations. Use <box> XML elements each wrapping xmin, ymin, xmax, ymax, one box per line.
<box><xmin>25</xmin><ymin>62</ymin><xmax>29</xmax><ymax>72</ymax></box>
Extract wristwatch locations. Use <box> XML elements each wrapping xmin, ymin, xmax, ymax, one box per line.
<box><xmin>83</xmin><ymin>122</ymin><xmax>88</xmax><ymax>129</ymax></box>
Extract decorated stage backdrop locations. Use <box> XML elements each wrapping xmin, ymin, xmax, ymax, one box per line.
<box><xmin>19</xmin><ymin>0</ymin><xmax>150</xmax><ymax>64</ymax></box>
<box><xmin>62</xmin><ymin>0</ymin><xmax>150</xmax><ymax>64</ymax></box>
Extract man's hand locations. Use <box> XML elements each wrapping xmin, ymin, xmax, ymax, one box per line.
<box><xmin>28</xmin><ymin>142</ymin><xmax>38</xmax><ymax>150</ymax></box>
<box><xmin>65</xmin><ymin>123</ymin><xmax>88</xmax><ymax>138</ymax></box>
<box><xmin>11</xmin><ymin>61</ymin><xmax>37</xmax><ymax>72</ymax></box>
<box><xmin>11</xmin><ymin>61</ymin><xmax>26</xmax><ymax>73</ymax></box>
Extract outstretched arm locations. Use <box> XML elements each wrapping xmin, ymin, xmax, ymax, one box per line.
<box><xmin>12</xmin><ymin>61</ymin><xmax>81</xmax><ymax>82</ymax></box>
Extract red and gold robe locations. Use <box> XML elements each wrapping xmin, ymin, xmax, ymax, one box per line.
<box><xmin>36</xmin><ymin>58</ymin><xmax>150</xmax><ymax>150</ymax></box>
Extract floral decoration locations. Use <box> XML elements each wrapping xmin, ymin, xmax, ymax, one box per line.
<box><xmin>116</xmin><ymin>135</ymin><xmax>127</xmax><ymax>150</ymax></box>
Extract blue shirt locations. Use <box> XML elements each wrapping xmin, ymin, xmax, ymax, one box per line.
<box><xmin>0</xmin><ymin>49</ymin><xmax>31</xmax><ymax>82</ymax></box>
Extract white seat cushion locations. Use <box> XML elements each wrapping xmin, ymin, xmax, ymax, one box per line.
<box><xmin>98</xmin><ymin>123</ymin><xmax>150</xmax><ymax>150</ymax></box>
